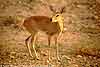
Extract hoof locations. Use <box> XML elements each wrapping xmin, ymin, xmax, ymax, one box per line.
<box><xmin>36</xmin><ymin>58</ymin><xmax>39</xmax><ymax>60</ymax></box>
<box><xmin>57</xmin><ymin>59</ymin><xmax>61</xmax><ymax>62</ymax></box>
<box><xmin>30</xmin><ymin>56</ymin><xmax>39</xmax><ymax>60</ymax></box>
<box><xmin>30</xmin><ymin>54</ymin><xmax>34</xmax><ymax>58</ymax></box>
<box><xmin>47</xmin><ymin>60</ymin><xmax>50</xmax><ymax>63</ymax></box>
<box><xmin>57</xmin><ymin>57</ymin><xmax>61</xmax><ymax>62</ymax></box>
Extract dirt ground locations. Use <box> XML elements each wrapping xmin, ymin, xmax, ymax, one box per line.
<box><xmin>0</xmin><ymin>25</ymin><xmax>79</xmax><ymax>67</ymax></box>
<box><xmin>0</xmin><ymin>23</ymin><xmax>100</xmax><ymax>67</ymax></box>
<box><xmin>0</xmin><ymin>0</ymin><xmax>100</xmax><ymax>67</ymax></box>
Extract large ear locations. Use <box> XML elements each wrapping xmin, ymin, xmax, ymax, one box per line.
<box><xmin>60</xmin><ymin>6</ymin><xmax>66</xmax><ymax>13</ymax></box>
<box><xmin>39</xmin><ymin>0</ymin><xmax>56</xmax><ymax>13</ymax></box>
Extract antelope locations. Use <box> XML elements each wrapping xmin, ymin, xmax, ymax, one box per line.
<box><xmin>22</xmin><ymin>1</ymin><xmax>66</xmax><ymax>62</ymax></box>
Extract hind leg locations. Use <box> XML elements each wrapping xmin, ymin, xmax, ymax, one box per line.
<box><xmin>31</xmin><ymin>33</ymin><xmax>39</xmax><ymax>60</ymax></box>
<box><xmin>25</xmin><ymin>35</ymin><xmax>33</xmax><ymax>57</ymax></box>
<box><xmin>47</xmin><ymin>35</ymin><xmax>52</xmax><ymax>63</ymax></box>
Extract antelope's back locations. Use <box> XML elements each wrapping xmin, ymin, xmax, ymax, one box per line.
<box><xmin>23</xmin><ymin>16</ymin><xmax>60</xmax><ymax>35</ymax></box>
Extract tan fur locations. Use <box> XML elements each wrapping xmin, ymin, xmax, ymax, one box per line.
<box><xmin>23</xmin><ymin>16</ymin><xmax>61</xmax><ymax>35</ymax></box>
<box><xmin>22</xmin><ymin>2</ymin><xmax>66</xmax><ymax>61</ymax></box>
<box><xmin>23</xmin><ymin>15</ymin><xmax>64</xmax><ymax>62</ymax></box>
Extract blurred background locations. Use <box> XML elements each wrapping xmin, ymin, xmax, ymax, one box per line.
<box><xmin>0</xmin><ymin>0</ymin><xmax>100</xmax><ymax>67</ymax></box>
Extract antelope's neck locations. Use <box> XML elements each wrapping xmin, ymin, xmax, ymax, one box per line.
<box><xmin>58</xmin><ymin>21</ymin><xmax>64</xmax><ymax>33</ymax></box>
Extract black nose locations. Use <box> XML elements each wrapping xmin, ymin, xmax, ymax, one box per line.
<box><xmin>50</xmin><ymin>18</ymin><xmax>52</xmax><ymax>21</ymax></box>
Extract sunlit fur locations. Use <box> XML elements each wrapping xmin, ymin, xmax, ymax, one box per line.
<box><xmin>51</xmin><ymin>13</ymin><xmax>64</xmax><ymax>33</ymax></box>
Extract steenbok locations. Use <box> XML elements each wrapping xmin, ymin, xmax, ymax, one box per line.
<box><xmin>21</xmin><ymin>1</ymin><xmax>66</xmax><ymax>62</ymax></box>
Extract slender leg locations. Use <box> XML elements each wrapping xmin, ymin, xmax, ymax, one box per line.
<box><xmin>31</xmin><ymin>33</ymin><xmax>39</xmax><ymax>60</ymax></box>
<box><xmin>56</xmin><ymin>32</ymin><xmax>63</xmax><ymax>62</ymax></box>
<box><xmin>55</xmin><ymin>36</ymin><xmax>60</xmax><ymax>62</ymax></box>
<box><xmin>25</xmin><ymin>35</ymin><xmax>33</xmax><ymax>57</ymax></box>
<box><xmin>47</xmin><ymin>35</ymin><xmax>52</xmax><ymax>63</ymax></box>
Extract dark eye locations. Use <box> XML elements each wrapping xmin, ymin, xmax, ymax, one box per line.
<box><xmin>56</xmin><ymin>15</ymin><xmax>59</xmax><ymax>17</ymax></box>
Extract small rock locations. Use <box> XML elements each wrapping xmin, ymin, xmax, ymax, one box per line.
<box><xmin>9</xmin><ymin>60</ymin><xmax>12</xmax><ymax>63</ymax></box>
<box><xmin>10</xmin><ymin>55</ymin><xmax>15</xmax><ymax>59</ymax></box>
<box><xmin>41</xmin><ymin>51</ymin><xmax>48</xmax><ymax>56</ymax></box>
<box><xmin>10</xmin><ymin>52</ymin><xmax>16</xmax><ymax>55</ymax></box>
<box><xmin>76</xmin><ymin>55</ymin><xmax>82</xmax><ymax>58</ymax></box>
<box><xmin>62</xmin><ymin>55</ymin><xmax>71</xmax><ymax>60</ymax></box>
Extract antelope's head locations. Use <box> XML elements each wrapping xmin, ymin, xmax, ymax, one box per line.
<box><xmin>40</xmin><ymin>0</ymin><xmax>66</xmax><ymax>32</ymax></box>
<box><xmin>51</xmin><ymin>13</ymin><xmax>64</xmax><ymax>32</ymax></box>
<box><xmin>51</xmin><ymin>6</ymin><xmax>66</xmax><ymax>33</ymax></box>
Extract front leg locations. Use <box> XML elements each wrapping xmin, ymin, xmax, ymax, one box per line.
<box><xmin>55</xmin><ymin>32</ymin><xmax>63</xmax><ymax>62</ymax></box>
<box><xmin>54</xmin><ymin>36</ymin><xmax>61</xmax><ymax>62</ymax></box>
